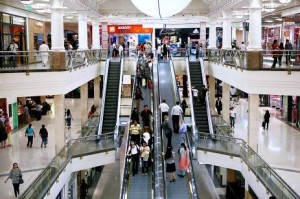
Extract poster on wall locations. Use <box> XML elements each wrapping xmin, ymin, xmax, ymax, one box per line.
<box><xmin>138</xmin><ymin>34</ymin><xmax>151</xmax><ymax>44</ymax></box>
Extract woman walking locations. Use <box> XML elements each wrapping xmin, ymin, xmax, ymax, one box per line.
<box><xmin>178</xmin><ymin>143</ymin><xmax>190</xmax><ymax>177</ymax></box>
<box><xmin>25</xmin><ymin>124</ymin><xmax>35</xmax><ymax>148</ymax></box>
<box><xmin>264</xmin><ymin>110</ymin><xmax>271</xmax><ymax>130</ymax></box>
<box><xmin>65</xmin><ymin>109</ymin><xmax>73</xmax><ymax>129</ymax></box>
<box><xmin>165</xmin><ymin>146</ymin><xmax>176</xmax><ymax>182</ymax></box>
<box><xmin>5</xmin><ymin>163</ymin><xmax>23</xmax><ymax>198</ymax></box>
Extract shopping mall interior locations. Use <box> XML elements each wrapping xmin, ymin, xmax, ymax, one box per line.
<box><xmin>0</xmin><ymin>0</ymin><xmax>300</xmax><ymax>198</ymax></box>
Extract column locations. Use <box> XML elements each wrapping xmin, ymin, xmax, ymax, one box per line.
<box><xmin>101</xmin><ymin>22</ymin><xmax>108</xmax><ymax>49</ymax></box>
<box><xmin>222</xmin><ymin>82</ymin><xmax>230</xmax><ymax>123</ymax></box>
<box><xmin>222</xmin><ymin>11</ymin><xmax>232</xmax><ymax>49</ymax></box>
<box><xmin>282</xmin><ymin>96</ymin><xmax>288</xmax><ymax>120</ymax></box>
<box><xmin>51</xmin><ymin>1</ymin><xmax>65</xmax><ymax>51</ymax></box>
<box><xmin>152</xmin><ymin>27</ymin><xmax>156</xmax><ymax>51</ymax></box>
<box><xmin>78</xmin><ymin>12</ymin><xmax>88</xmax><ymax>50</ymax></box>
<box><xmin>200</xmin><ymin>22</ymin><xmax>206</xmax><ymax>48</ymax></box>
<box><xmin>220</xmin><ymin>167</ymin><xmax>228</xmax><ymax>186</ymax></box>
<box><xmin>208</xmin><ymin>18</ymin><xmax>217</xmax><ymax>49</ymax></box>
<box><xmin>81</xmin><ymin>83</ymin><xmax>88</xmax><ymax>124</ymax></box>
<box><xmin>248</xmin><ymin>0</ymin><xmax>262</xmax><ymax>50</ymax></box>
<box><xmin>94</xmin><ymin>76</ymin><xmax>100</xmax><ymax>108</ymax></box>
<box><xmin>54</xmin><ymin>95</ymin><xmax>65</xmax><ymax>153</ymax></box>
<box><xmin>92</xmin><ymin>20</ymin><xmax>100</xmax><ymax>49</ymax></box>
<box><xmin>232</xmin><ymin>23</ymin><xmax>238</xmax><ymax>42</ymax></box>
<box><xmin>248</xmin><ymin>94</ymin><xmax>260</xmax><ymax>149</ymax></box>
<box><xmin>209</xmin><ymin>76</ymin><xmax>216</xmax><ymax>114</ymax></box>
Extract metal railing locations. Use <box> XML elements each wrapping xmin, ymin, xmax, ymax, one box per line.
<box><xmin>197</xmin><ymin>132</ymin><xmax>299</xmax><ymax>199</ymax></box>
<box><xmin>206</xmin><ymin>49</ymin><xmax>300</xmax><ymax>73</ymax></box>
<box><xmin>20</xmin><ymin>133</ymin><xmax>116</xmax><ymax>199</ymax></box>
<box><xmin>66</xmin><ymin>49</ymin><xmax>102</xmax><ymax>70</ymax></box>
<box><xmin>81</xmin><ymin>114</ymin><xmax>100</xmax><ymax>137</ymax></box>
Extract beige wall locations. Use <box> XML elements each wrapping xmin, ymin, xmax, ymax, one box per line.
<box><xmin>28</xmin><ymin>19</ymin><xmax>46</xmax><ymax>51</ymax></box>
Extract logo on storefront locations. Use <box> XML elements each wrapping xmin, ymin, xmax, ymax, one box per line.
<box><xmin>118</xmin><ymin>26</ymin><xmax>130</xmax><ymax>30</ymax></box>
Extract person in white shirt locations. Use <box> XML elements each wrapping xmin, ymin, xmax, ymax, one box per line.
<box><xmin>9</xmin><ymin>40</ymin><xmax>18</xmax><ymax>67</ymax></box>
<box><xmin>39</xmin><ymin>41</ymin><xmax>50</xmax><ymax>67</ymax></box>
<box><xmin>171</xmin><ymin>101</ymin><xmax>183</xmax><ymax>133</ymax></box>
<box><xmin>240</xmin><ymin>42</ymin><xmax>246</xmax><ymax>54</ymax></box>
<box><xmin>192</xmin><ymin>86</ymin><xmax>199</xmax><ymax>106</ymax></box>
<box><xmin>229</xmin><ymin>107</ymin><xmax>237</xmax><ymax>128</ymax></box>
<box><xmin>118</xmin><ymin>44</ymin><xmax>123</xmax><ymax>57</ymax></box>
<box><xmin>159</xmin><ymin>99</ymin><xmax>169</xmax><ymax>121</ymax></box>
<box><xmin>127</xmin><ymin>140</ymin><xmax>140</xmax><ymax>176</ymax></box>
<box><xmin>142</xmin><ymin>126</ymin><xmax>151</xmax><ymax>146</ymax></box>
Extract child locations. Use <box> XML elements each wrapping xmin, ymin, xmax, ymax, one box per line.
<box><xmin>140</xmin><ymin>141</ymin><xmax>150</xmax><ymax>175</ymax></box>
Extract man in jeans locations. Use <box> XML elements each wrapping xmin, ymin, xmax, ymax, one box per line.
<box><xmin>39</xmin><ymin>125</ymin><xmax>48</xmax><ymax>148</ymax></box>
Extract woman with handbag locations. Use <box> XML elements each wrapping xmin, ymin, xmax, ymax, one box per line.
<box><xmin>5</xmin><ymin>162</ymin><xmax>23</xmax><ymax>198</ymax></box>
<box><xmin>177</xmin><ymin>143</ymin><xmax>190</xmax><ymax>177</ymax></box>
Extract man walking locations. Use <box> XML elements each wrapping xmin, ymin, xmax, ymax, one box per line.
<box><xmin>159</xmin><ymin>99</ymin><xmax>169</xmax><ymax>121</ymax></box>
<box><xmin>39</xmin><ymin>125</ymin><xmax>48</xmax><ymax>148</ymax></box>
<box><xmin>215</xmin><ymin>97</ymin><xmax>223</xmax><ymax>115</ymax></box>
<box><xmin>171</xmin><ymin>101</ymin><xmax>183</xmax><ymax>134</ymax></box>
<box><xmin>39</xmin><ymin>41</ymin><xmax>50</xmax><ymax>67</ymax></box>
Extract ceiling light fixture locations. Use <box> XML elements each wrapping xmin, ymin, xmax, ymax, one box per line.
<box><xmin>130</xmin><ymin>0</ymin><xmax>192</xmax><ymax>18</ymax></box>
<box><xmin>20</xmin><ymin>0</ymin><xmax>33</xmax><ymax>4</ymax></box>
<box><xmin>279</xmin><ymin>0</ymin><xmax>292</xmax><ymax>3</ymax></box>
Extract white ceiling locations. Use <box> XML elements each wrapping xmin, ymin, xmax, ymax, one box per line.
<box><xmin>0</xmin><ymin>0</ymin><xmax>299</xmax><ymax>26</ymax></box>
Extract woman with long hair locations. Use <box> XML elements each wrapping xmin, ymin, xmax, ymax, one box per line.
<box><xmin>165</xmin><ymin>146</ymin><xmax>176</xmax><ymax>182</ymax></box>
<box><xmin>178</xmin><ymin>143</ymin><xmax>190</xmax><ymax>177</ymax></box>
<box><xmin>65</xmin><ymin>109</ymin><xmax>73</xmax><ymax>129</ymax></box>
<box><xmin>5</xmin><ymin>163</ymin><xmax>23</xmax><ymax>198</ymax></box>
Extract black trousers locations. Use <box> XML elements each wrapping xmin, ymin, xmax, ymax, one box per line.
<box><xmin>13</xmin><ymin>183</ymin><xmax>20</xmax><ymax>197</ymax></box>
<box><xmin>27</xmin><ymin>136</ymin><xmax>33</xmax><ymax>147</ymax></box>
<box><xmin>131</xmin><ymin>154</ymin><xmax>139</xmax><ymax>175</ymax></box>
<box><xmin>172</xmin><ymin>115</ymin><xmax>180</xmax><ymax>133</ymax></box>
<box><xmin>272</xmin><ymin>57</ymin><xmax>277</xmax><ymax>67</ymax></box>
<box><xmin>131</xmin><ymin>134</ymin><xmax>140</xmax><ymax>146</ymax></box>
<box><xmin>161</xmin><ymin>112</ymin><xmax>168</xmax><ymax>121</ymax></box>
<box><xmin>165</xmin><ymin>133</ymin><xmax>172</xmax><ymax>147</ymax></box>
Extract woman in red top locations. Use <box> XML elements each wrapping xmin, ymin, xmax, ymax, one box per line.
<box><xmin>271</xmin><ymin>40</ymin><xmax>279</xmax><ymax>68</ymax></box>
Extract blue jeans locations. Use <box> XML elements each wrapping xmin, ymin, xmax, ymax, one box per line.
<box><xmin>142</xmin><ymin>158</ymin><xmax>148</xmax><ymax>174</ymax></box>
<box><xmin>230</xmin><ymin>116</ymin><xmax>235</xmax><ymax>128</ymax></box>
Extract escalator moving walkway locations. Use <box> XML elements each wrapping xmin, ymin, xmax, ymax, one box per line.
<box><xmin>189</xmin><ymin>61</ymin><xmax>209</xmax><ymax>133</ymax></box>
<box><xmin>102</xmin><ymin>61</ymin><xmax>121</xmax><ymax>134</ymax></box>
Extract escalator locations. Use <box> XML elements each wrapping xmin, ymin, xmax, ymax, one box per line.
<box><xmin>157</xmin><ymin>61</ymin><xmax>191</xmax><ymax>199</ymax></box>
<box><xmin>101</xmin><ymin>61</ymin><xmax>121</xmax><ymax>134</ymax></box>
<box><xmin>188</xmin><ymin>61</ymin><xmax>209</xmax><ymax>133</ymax></box>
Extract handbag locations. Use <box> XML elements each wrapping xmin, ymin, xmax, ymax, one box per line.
<box><xmin>19</xmin><ymin>177</ymin><xmax>24</xmax><ymax>184</ymax></box>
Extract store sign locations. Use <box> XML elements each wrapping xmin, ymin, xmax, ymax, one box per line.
<box><xmin>36</xmin><ymin>22</ymin><xmax>43</xmax><ymax>27</ymax></box>
<box><xmin>108</xmin><ymin>25</ymin><xmax>153</xmax><ymax>34</ymax></box>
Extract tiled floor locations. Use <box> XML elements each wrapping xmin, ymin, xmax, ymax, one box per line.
<box><xmin>0</xmin><ymin>98</ymin><xmax>95</xmax><ymax>199</ymax></box>
<box><xmin>232</xmin><ymin>98</ymin><xmax>300</xmax><ymax>195</ymax></box>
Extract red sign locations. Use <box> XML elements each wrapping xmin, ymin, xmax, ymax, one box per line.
<box><xmin>108</xmin><ymin>25</ymin><xmax>153</xmax><ymax>34</ymax></box>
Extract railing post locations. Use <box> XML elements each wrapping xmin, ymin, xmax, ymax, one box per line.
<box><xmin>246</xmin><ymin>51</ymin><xmax>262</xmax><ymax>69</ymax></box>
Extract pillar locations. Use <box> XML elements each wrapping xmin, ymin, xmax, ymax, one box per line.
<box><xmin>232</xmin><ymin>23</ymin><xmax>238</xmax><ymax>42</ymax></box>
<box><xmin>92</xmin><ymin>20</ymin><xmax>100</xmax><ymax>49</ymax></box>
<box><xmin>200</xmin><ymin>22</ymin><xmax>206</xmax><ymax>48</ymax></box>
<box><xmin>94</xmin><ymin>76</ymin><xmax>100</xmax><ymax>108</ymax></box>
<box><xmin>208</xmin><ymin>18</ymin><xmax>217</xmax><ymax>49</ymax></box>
<box><xmin>51</xmin><ymin>0</ymin><xmax>65</xmax><ymax>51</ymax></box>
<box><xmin>248</xmin><ymin>0</ymin><xmax>262</xmax><ymax>50</ymax></box>
<box><xmin>282</xmin><ymin>96</ymin><xmax>288</xmax><ymax>119</ymax></box>
<box><xmin>222</xmin><ymin>11</ymin><xmax>232</xmax><ymax>49</ymax></box>
<box><xmin>222</xmin><ymin>82</ymin><xmax>230</xmax><ymax>123</ymax></box>
<box><xmin>78</xmin><ymin>12</ymin><xmax>88</xmax><ymax>50</ymax></box>
<box><xmin>248</xmin><ymin>94</ymin><xmax>260</xmax><ymax>149</ymax></box>
<box><xmin>220</xmin><ymin>167</ymin><xmax>228</xmax><ymax>186</ymax></box>
<box><xmin>63</xmin><ymin>181</ymin><xmax>68</xmax><ymax>199</ymax></box>
<box><xmin>54</xmin><ymin>95</ymin><xmax>65</xmax><ymax>153</ymax></box>
<box><xmin>81</xmin><ymin>83</ymin><xmax>88</xmax><ymax>124</ymax></box>
<box><xmin>101</xmin><ymin>22</ymin><xmax>108</xmax><ymax>49</ymax></box>
<box><xmin>152</xmin><ymin>27</ymin><xmax>156</xmax><ymax>50</ymax></box>
<box><xmin>209</xmin><ymin>76</ymin><xmax>216</xmax><ymax>114</ymax></box>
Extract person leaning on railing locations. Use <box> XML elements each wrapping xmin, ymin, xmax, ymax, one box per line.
<box><xmin>271</xmin><ymin>40</ymin><xmax>279</xmax><ymax>68</ymax></box>
<box><xmin>285</xmin><ymin>39</ymin><xmax>293</xmax><ymax>66</ymax></box>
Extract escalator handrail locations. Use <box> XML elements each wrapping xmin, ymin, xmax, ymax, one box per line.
<box><xmin>185</xmin><ymin>57</ymin><xmax>197</xmax><ymax>135</ymax></box>
<box><xmin>171</xmin><ymin>57</ymin><xmax>199</xmax><ymax>199</ymax></box>
<box><xmin>114</xmin><ymin>54</ymin><xmax>124</xmax><ymax>141</ymax></box>
<box><xmin>153</xmin><ymin>58</ymin><xmax>166</xmax><ymax>199</ymax></box>
<box><xmin>199</xmin><ymin>59</ymin><xmax>214</xmax><ymax>135</ymax></box>
<box><xmin>97</xmin><ymin>58</ymin><xmax>110</xmax><ymax>135</ymax></box>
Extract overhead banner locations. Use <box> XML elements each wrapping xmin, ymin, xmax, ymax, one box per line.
<box><xmin>108</xmin><ymin>25</ymin><xmax>153</xmax><ymax>34</ymax></box>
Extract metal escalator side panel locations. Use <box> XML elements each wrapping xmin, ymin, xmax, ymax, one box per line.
<box><xmin>98</xmin><ymin>58</ymin><xmax>110</xmax><ymax>135</ymax></box>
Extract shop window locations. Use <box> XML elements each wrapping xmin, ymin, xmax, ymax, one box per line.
<box><xmin>2</xmin><ymin>13</ymin><xmax>10</xmax><ymax>23</ymax></box>
<box><xmin>12</xmin><ymin>16</ymin><xmax>25</xmax><ymax>26</ymax></box>
<box><xmin>3</xmin><ymin>25</ymin><xmax>10</xmax><ymax>34</ymax></box>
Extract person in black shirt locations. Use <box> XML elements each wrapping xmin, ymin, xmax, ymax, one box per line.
<box><xmin>130</xmin><ymin>108</ymin><xmax>140</xmax><ymax>123</ymax></box>
<box><xmin>39</xmin><ymin>125</ymin><xmax>48</xmax><ymax>148</ymax></box>
<box><xmin>80</xmin><ymin>179</ymin><xmax>88</xmax><ymax>199</ymax></box>
<box><xmin>141</xmin><ymin>105</ymin><xmax>152</xmax><ymax>127</ymax></box>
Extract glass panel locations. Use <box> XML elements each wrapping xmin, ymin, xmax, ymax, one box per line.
<box><xmin>3</xmin><ymin>35</ymin><xmax>11</xmax><ymax>50</ymax></box>
<box><xmin>3</xmin><ymin>13</ymin><xmax>10</xmax><ymax>23</ymax></box>
<box><xmin>12</xmin><ymin>16</ymin><xmax>25</xmax><ymax>26</ymax></box>
<box><xmin>3</xmin><ymin>25</ymin><xmax>10</xmax><ymax>34</ymax></box>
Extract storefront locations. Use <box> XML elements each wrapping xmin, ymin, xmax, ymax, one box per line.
<box><xmin>107</xmin><ymin>25</ymin><xmax>153</xmax><ymax>49</ymax></box>
<box><xmin>262</xmin><ymin>26</ymin><xmax>281</xmax><ymax>50</ymax></box>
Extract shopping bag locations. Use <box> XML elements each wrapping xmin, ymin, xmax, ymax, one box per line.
<box><xmin>142</xmin><ymin>78</ymin><xmax>146</xmax><ymax>87</ymax></box>
<box><xmin>148</xmin><ymin>79</ymin><xmax>153</xmax><ymax>89</ymax></box>
<box><xmin>262</xmin><ymin>121</ymin><xmax>265</xmax><ymax>128</ymax></box>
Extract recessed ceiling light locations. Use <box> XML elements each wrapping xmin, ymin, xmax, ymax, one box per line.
<box><xmin>20</xmin><ymin>0</ymin><xmax>33</xmax><ymax>4</ymax></box>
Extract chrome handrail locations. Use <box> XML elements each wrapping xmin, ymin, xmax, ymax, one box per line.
<box><xmin>185</xmin><ymin>57</ymin><xmax>197</xmax><ymax>136</ymax></box>
<box><xmin>197</xmin><ymin>132</ymin><xmax>299</xmax><ymax>199</ymax></box>
<box><xmin>114</xmin><ymin>54</ymin><xmax>124</xmax><ymax>141</ymax></box>
<box><xmin>199</xmin><ymin>58</ymin><xmax>214</xmax><ymax>135</ymax></box>
<box><xmin>97</xmin><ymin>58</ymin><xmax>110</xmax><ymax>135</ymax></box>
<box><xmin>169</xmin><ymin>58</ymin><xmax>180</xmax><ymax>104</ymax></box>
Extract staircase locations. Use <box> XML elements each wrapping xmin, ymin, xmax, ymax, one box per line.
<box><xmin>189</xmin><ymin>61</ymin><xmax>209</xmax><ymax>133</ymax></box>
<box><xmin>102</xmin><ymin>62</ymin><xmax>121</xmax><ymax>134</ymax></box>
